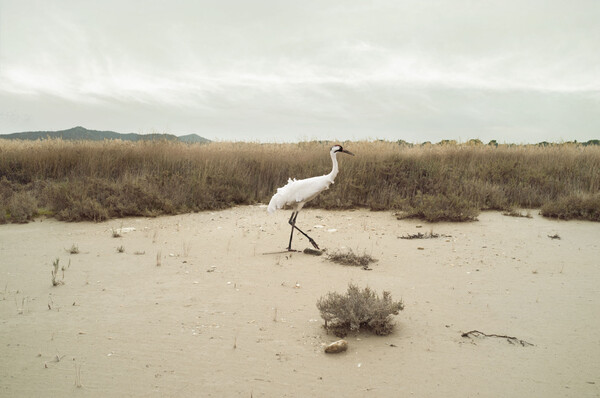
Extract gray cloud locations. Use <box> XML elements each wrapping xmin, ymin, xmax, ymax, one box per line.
<box><xmin>1</xmin><ymin>0</ymin><xmax>598</xmax><ymax>142</ymax></box>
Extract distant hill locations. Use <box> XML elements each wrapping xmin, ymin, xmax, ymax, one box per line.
<box><xmin>177</xmin><ymin>133</ymin><xmax>211</xmax><ymax>143</ymax></box>
<box><xmin>0</xmin><ymin>126</ymin><xmax>211</xmax><ymax>143</ymax></box>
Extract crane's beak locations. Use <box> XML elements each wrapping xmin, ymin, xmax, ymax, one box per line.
<box><xmin>341</xmin><ymin>149</ymin><xmax>355</xmax><ymax>156</ymax></box>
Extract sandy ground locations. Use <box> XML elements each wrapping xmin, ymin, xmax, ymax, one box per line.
<box><xmin>1</xmin><ymin>206</ymin><xmax>599</xmax><ymax>397</ymax></box>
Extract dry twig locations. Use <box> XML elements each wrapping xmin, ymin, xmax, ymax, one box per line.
<box><xmin>461</xmin><ymin>330</ymin><xmax>533</xmax><ymax>347</ymax></box>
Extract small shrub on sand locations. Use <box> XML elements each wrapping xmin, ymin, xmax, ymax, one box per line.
<box><xmin>541</xmin><ymin>193</ymin><xmax>600</xmax><ymax>221</ymax></box>
<box><xmin>51</xmin><ymin>258</ymin><xmax>64</xmax><ymax>286</ymax></box>
<box><xmin>316</xmin><ymin>283</ymin><xmax>404</xmax><ymax>337</ymax></box>
<box><xmin>0</xmin><ymin>206</ymin><xmax>7</xmax><ymax>224</ymax></box>
<box><xmin>396</xmin><ymin>193</ymin><xmax>479</xmax><ymax>222</ymax></box>
<box><xmin>328</xmin><ymin>250</ymin><xmax>376</xmax><ymax>268</ymax></box>
<box><xmin>7</xmin><ymin>191</ymin><xmax>38</xmax><ymax>223</ymax></box>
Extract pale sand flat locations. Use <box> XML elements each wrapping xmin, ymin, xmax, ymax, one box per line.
<box><xmin>1</xmin><ymin>207</ymin><xmax>599</xmax><ymax>397</ymax></box>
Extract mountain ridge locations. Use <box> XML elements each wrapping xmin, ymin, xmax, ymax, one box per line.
<box><xmin>0</xmin><ymin>126</ymin><xmax>210</xmax><ymax>143</ymax></box>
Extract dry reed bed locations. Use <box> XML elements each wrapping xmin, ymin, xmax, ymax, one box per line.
<box><xmin>1</xmin><ymin>139</ymin><xmax>599</xmax><ymax>223</ymax></box>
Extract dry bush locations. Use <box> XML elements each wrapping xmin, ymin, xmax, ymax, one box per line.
<box><xmin>395</xmin><ymin>193</ymin><xmax>479</xmax><ymax>222</ymax></box>
<box><xmin>51</xmin><ymin>258</ymin><xmax>64</xmax><ymax>286</ymax></box>
<box><xmin>316</xmin><ymin>283</ymin><xmax>404</xmax><ymax>337</ymax></box>
<box><xmin>67</xmin><ymin>244</ymin><xmax>80</xmax><ymax>254</ymax></box>
<box><xmin>541</xmin><ymin>193</ymin><xmax>600</xmax><ymax>221</ymax></box>
<box><xmin>328</xmin><ymin>249</ymin><xmax>376</xmax><ymax>268</ymax></box>
<box><xmin>7</xmin><ymin>191</ymin><xmax>37</xmax><ymax>223</ymax></box>
<box><xmin>0</xmin><ymin>177</ymin><xmax>38</xmax><ymax>223</ymax></box>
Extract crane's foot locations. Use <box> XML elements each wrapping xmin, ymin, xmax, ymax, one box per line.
<box><xmin>308</xmin><ymin>239</ymin><xmax>320</xmax><ymax>250</ymax></box>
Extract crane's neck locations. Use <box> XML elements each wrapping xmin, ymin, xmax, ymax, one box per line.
<box><xmin>327</xmin><ymin>151</ymin><xmax>339</xmax><ymax>182</ymax></box>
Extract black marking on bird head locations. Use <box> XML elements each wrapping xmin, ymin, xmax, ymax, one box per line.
<box><xmin>331</xmin><ymin>144</ymin><xmax>354</xmax><ymax>156</ymax></box>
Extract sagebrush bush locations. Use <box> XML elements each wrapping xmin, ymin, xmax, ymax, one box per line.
<box><xmin>316</xmin><ymin>284</ymin><xmax>404</xmax><ymax>337</ymax></box>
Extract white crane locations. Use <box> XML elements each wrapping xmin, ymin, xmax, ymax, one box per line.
<box><xmin>267</xmin><ymin>144</ymin><xmax>354</xmax><ymax>251</ymax></box>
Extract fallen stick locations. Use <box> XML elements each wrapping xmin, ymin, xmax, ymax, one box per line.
<box><xmin>461</xmin><ymin>330</ymin><xmax>534</xmax><ymax>347</ymax></box>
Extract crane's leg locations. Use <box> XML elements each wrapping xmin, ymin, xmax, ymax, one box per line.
<box><xmin>287</xmin><ymin>211</ymin><xmax>297</xmax><ymax>251</ymax></box>
<box><xmin>287</xmin><ymin>211</ymin><xmax>320</xmax><ymax>250</ymax></box>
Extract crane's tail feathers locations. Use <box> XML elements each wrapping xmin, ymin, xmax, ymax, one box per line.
<box><xmin>267</xmin><ymin>196</ymin><xmax>279</xmax><ymax>214</ymax></box>
<box><xmin>267</xmin><ymin>178</ymin><xmax>297</xmax><ymax>213</ymax></box>
<box><xmin>267</xmin><ymin>192</ymin><xmax>286</xmax><ymax>213</ymax></box>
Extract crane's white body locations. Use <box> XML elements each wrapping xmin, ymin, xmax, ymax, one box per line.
<box><xmin>267</xmin><ymin>144</ymin><xmax>353</xmax><ymax>251</ymax></box>
<box><xmin>267</xmin><ymin>148</ymin><xmax>340</xmax><ymax>213</ymax></box>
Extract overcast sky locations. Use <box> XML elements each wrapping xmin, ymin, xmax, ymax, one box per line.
<box><xmin>0</xmin><ymin>0</ymin><xmax>598</xmax><ymax>143</ymax></box>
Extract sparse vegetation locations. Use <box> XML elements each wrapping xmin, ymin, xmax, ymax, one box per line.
<box><xmin>15</xmin><ymin>294</ymin><xmax>28</xmax><ymax>314</ymax></box>
<box><xmin>67</xmin><ymin>244</ymin><xmax>80</xmax><ymax>254</ymax></box>
<box><xmin>74</xmin><ymin>364</ymin><xmax>82</xmax><ymax>388</ymax></box>
<box><xmin>183</xmin><ymin>241</ymin><xmax>191</xmax><ymax>257</ymax></box>
<box><xmin>51</xmin><ymin>258</ymin><xmax>64</xmax><ymax>286</ymax></box>
<box><xmin>317</xmin><ymin>283</ymin><xmax>404</xmax><ymax>337</ymax></box>
<box><xmin>399</xmin><ymin>231</ymin><xmax>451</xmax><ymax>239</ymax></box>
<box><xmin>116</xmin><ymin>245</ymin><xmax>125</xmax><ymax>253</ymax></box>
<box><xmin>328</xmin><ymin>249</ymin><xmax>376</xmax><ymax>269</ymax></box>
<box><xmin>0</xmin><ymin>139</ymin><xmax>598</xmax><ymax>223</ymax></box>
<box><xmin>502</xmin><ymin>209</ymin><xmax>533</xmax><ymax>218</ymax></box>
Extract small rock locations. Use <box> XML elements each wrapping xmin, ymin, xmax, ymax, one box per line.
<box><xmin>324</xmin><ymin>339</ymin><xmax>348</xmax><ymax>354</ymax></box>
<box><xmin>303</xmin><ymin>248</ymin><xmax>323</xmax><ymax>256</ymax></box>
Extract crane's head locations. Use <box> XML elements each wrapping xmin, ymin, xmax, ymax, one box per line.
<box><xmin>331</xmin><ymin>144</ymin><xmax>354</xmax><ymax>156</ymax></box>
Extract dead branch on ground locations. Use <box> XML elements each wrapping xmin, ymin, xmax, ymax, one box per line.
<box><xmin>461</xmin><ymin>330</ymin><xmax>534</xmax><ymax>347</ymax></box>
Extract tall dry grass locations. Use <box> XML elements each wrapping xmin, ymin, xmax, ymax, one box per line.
<box><xmin>0</xmin><ymin>139</ymin><xmax>599</xmax><ymax>223</ymax></box>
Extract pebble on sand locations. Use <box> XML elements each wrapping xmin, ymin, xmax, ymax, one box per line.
<box><xmin>324</xmin><ymin>340</ymin><xmax>348</xmax><ymax>354</ymax></box>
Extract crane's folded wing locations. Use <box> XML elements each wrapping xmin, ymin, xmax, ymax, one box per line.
<box><xmin>267</xmin><ymin>175</ymin><xmax>334</xmax><ymax>213</ymax></box>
